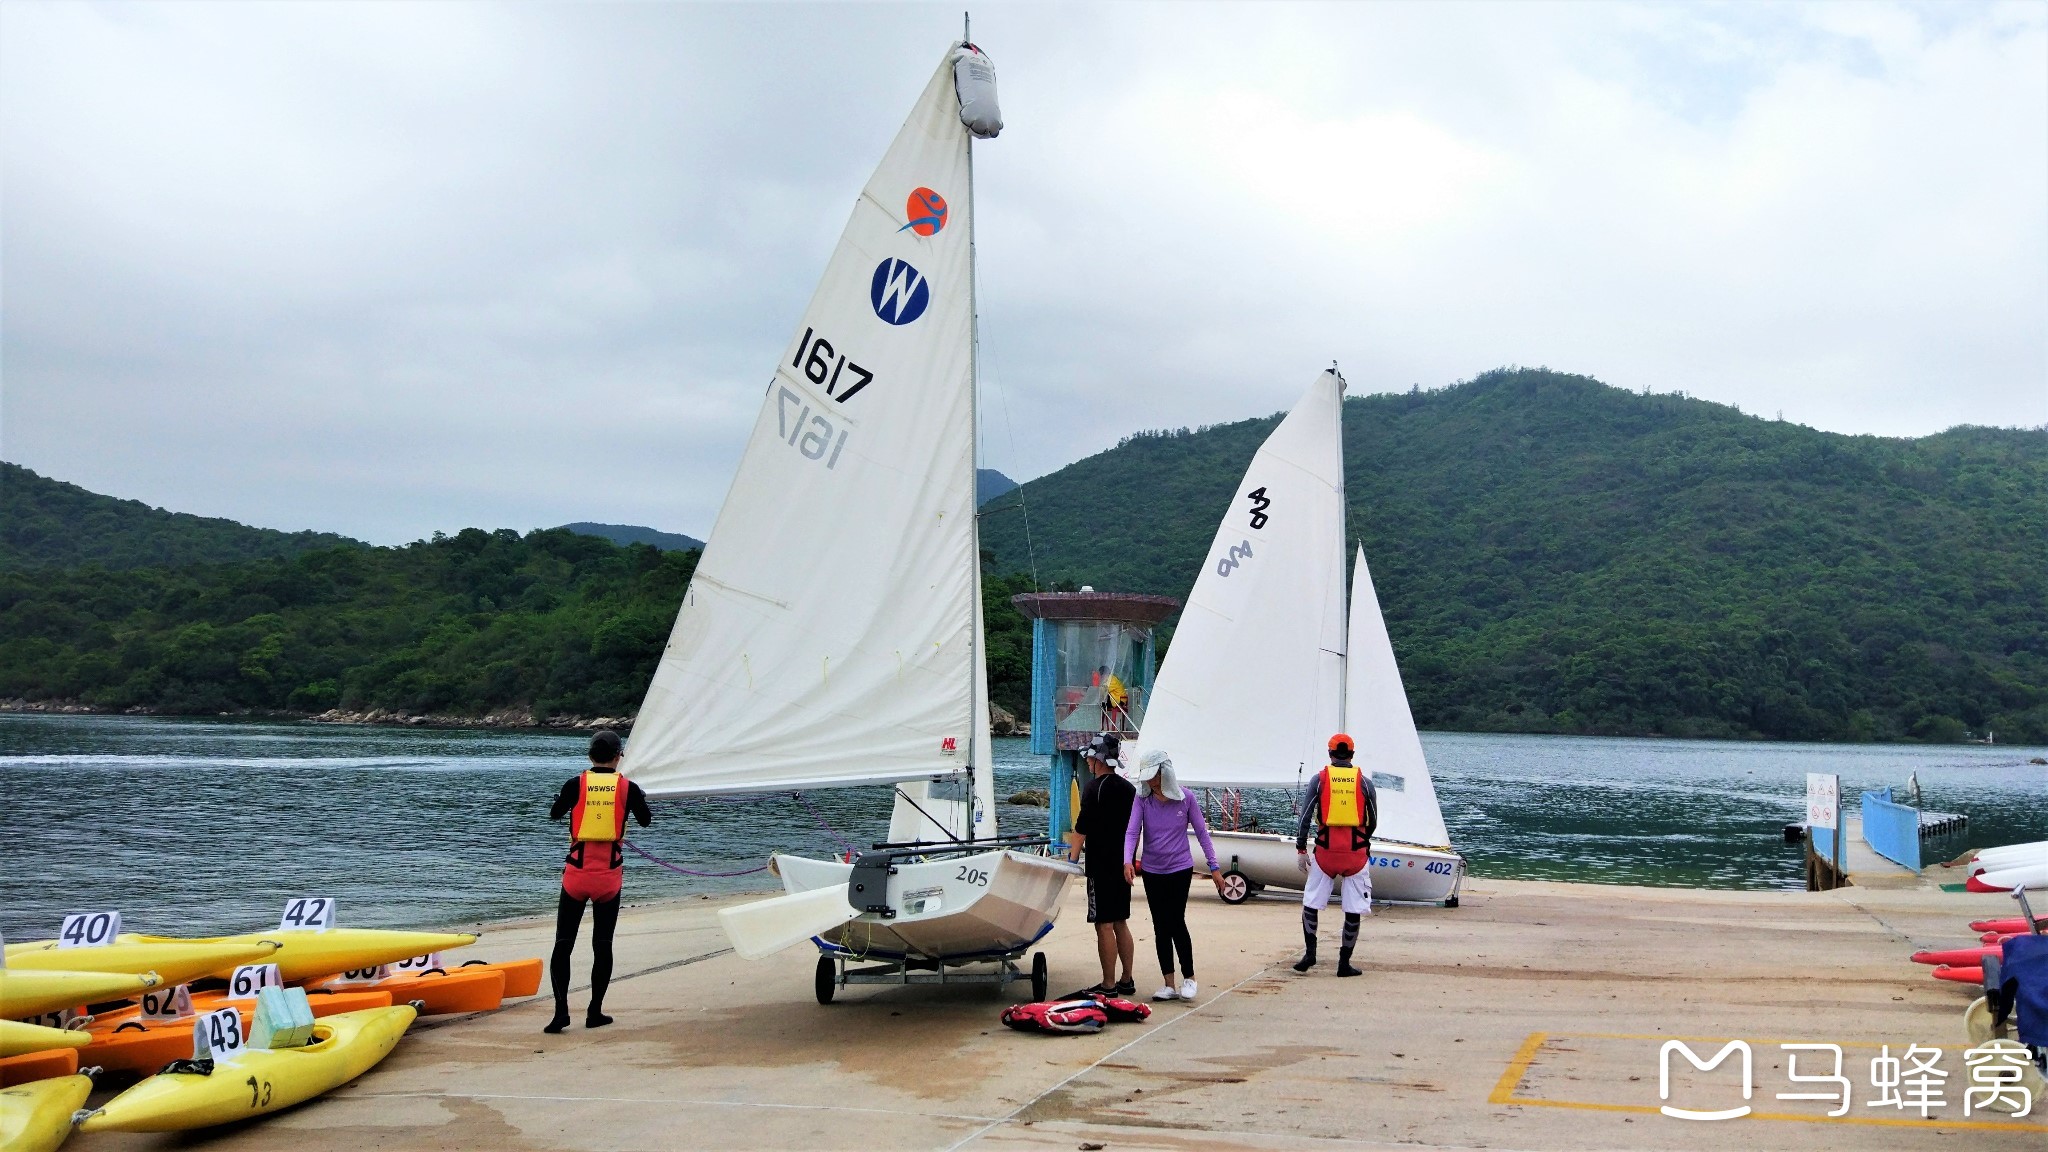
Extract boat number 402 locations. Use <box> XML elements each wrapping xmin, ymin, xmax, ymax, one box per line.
<box><xmin>1423</xmin><ymin>860</ymin><xmax>1454</xmax><ymax>875</ymax></box>
<box><xmin>955</xmin><ymin>865</ymin><xmax>989</xmax><ymax>887</ymax></box>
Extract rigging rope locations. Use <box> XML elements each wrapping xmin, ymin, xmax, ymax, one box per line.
<box><xmin>621</xmin><ymin>840</ymin><xmax>767</xmax><ymax>878</ymax></box>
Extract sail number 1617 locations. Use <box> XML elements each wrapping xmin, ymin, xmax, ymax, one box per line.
<box><xmin>776</xmin><ymin>387</ymin><xmax>849</xmax><ymax>469</ymax></box>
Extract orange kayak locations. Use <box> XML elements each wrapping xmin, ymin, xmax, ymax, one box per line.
<box><xmin>80</xmin><ymin>989</ymin><xmax>394</xmax><ymax>1075</ymax></box>
<box><xmin>1911</xmin><ymin>946</ymin><xmax>1999</xmax><ymax>967</ymax></box>
<box><xmin>0</xmin><ymin>1048</ymin><xmax>77</xmax><ymax>1088</ymax></box>
<box><xmin>1932</xmin><ymin>965</ymin><xmax>1984</xmax><ymax>984</ymax></box>
<box><xmin>1970</xmin><ymin>917</ymin><xmax>2044</xmax><ymax>934</ymax></box>
<box><xmin>307</xmin><ymin>966</ymin><xmax>505</xmax><ymax>1015</ymax></box>
<box><xmin>453</xmin><ymin>958</ymin><xmax>542</xmax><ymax>998</ymax></box>
<box><xmin>89</xmin><ymin>986</ymin><xmax>392</xmax><ymax>1032</ymax></box>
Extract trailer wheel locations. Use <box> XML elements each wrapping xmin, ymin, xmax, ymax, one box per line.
<box><xmin>1029</xmin><ymin>952</ymin><xmax>1049</xmax><ymax>1002</ymax></box>
<box><xmin>814</xmin><ymin>955</ymin><xmax>836</xmax><ymax>1004</ymax></box>
<box><xmin>1219</xmin><ymin>870</ymin><xmax>1253</xmax><ymax>905</ymax></box>
<box><xmin>1444</xmin><ymin>895</ymin><xmax>1460</xmax><ymax>909</ymax></box>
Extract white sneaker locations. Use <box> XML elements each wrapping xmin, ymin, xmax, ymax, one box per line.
<box><xmin>1151</xmin><ymin>985</ymin><xmax>1178</xmax><ymax>1001</ymax></box>
<box><xmin>1178</xmin><ymin>978</ymin><xmax>1198</xmax><ymax>1000</ymax></box>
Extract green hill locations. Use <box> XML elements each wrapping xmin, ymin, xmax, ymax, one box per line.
<box><xmin>559</xmin><ymin>522</ymin><xmax>705</xmax><ymax>552</ymax></box>
<box><xmin>1</xmin><ymin>462</ymin><xmax>360</xmax><ymax>570</ymax></box>
<box><xmin>0</xmin><ymin>528</ymin><xmax>700</xmax><ymax>719</ymax></box>
<box><xmin>3</xmin><ymin>368</ymin><xmax>2041</xmax><ymax>742</ymax></box>
<box><xmin>980</xmin><ymin>369</ymin><xmax>2048</xmax><ymax>743</ymax></box>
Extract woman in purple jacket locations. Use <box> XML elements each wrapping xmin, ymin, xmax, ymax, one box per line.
<box><xmin>1123</xmin><ymin>748</ymin><xmax>1224</xmax><ymax>1001</ymax></box>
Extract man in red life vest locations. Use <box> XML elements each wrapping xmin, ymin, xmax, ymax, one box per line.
<box><xmin>544</xmin><ymin>729</ymin><xmax>651</xmax><ymax>1034</ymax></box>
<box><xmin>1292</xmin><ymin>733</ymin><xmax>1377</xmax><ymax>977</ymax></box>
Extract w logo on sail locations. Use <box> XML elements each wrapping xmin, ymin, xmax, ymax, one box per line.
<box><xmin>1216</xmin><ymin>540</ymin><xmax>1254</xmax><ymax>577</ymax></box>
<box><xmin>869</xmin><ymin>258</ymin><xmax>931</xmax><ymax>326</ymax></box>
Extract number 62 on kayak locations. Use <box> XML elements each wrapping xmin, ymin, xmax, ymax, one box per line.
<box><xmin>140</xmin><ymin>984</ymin><xmax>196</xmax><ymax>1022</ymax></box>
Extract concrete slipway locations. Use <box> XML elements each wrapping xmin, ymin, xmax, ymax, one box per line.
<box><xmin>85</xmin><ymin>877</ymin><xmax>2045</xmax><ymax>1151</ymax></box>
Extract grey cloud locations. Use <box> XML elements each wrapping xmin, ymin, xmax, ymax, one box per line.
<box><xmin>3</xmin><ymin>2</ymin><xmax>2041</xmax><ymax>544</ymax></box>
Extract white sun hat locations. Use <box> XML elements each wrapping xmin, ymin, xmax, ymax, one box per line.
<box><xmin>1135</xmin><ymin>748</ymin><xmax>1183</xmax><ymax>801</ymax></box>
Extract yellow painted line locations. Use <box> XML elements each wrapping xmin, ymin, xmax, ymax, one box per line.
<box><xmin>1558</xmin><ymin>1030</ymin><xmax>1940</xmax><ymax>1050</ymax></box>
<box><xmin>1499</xmin><ymin>1096</ymin><xmax>2048</xmax><ymax>1133</ymax></box>
<box><xmin>1490</xmin><ymin>1029</ymin><xmax>2048</xmax><ymax>1133</ymax></box>
<box><xmin>1488</xmin><ymin>1031</ymin><xmax>1549</xmax><ymax>1104</ymax></box>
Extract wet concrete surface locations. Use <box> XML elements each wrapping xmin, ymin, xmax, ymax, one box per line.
<box><xmin>78</xmin><ymin>875</ymin><xmax>2046</xmax><ymax>1150</ymax></box>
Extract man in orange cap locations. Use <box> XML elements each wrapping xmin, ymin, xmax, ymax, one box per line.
<box><xmin>1292</xmin><ymin>733</ymin><xmax>1377</xmax><ymax>976</ymax></box>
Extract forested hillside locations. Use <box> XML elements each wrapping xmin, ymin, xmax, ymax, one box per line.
<box><xmin>981</xmin><ymin>369</ymin><xmax>2048</xmax><ymax>743</ymax></box>
<box><xmin>5</xmin><ymin>367</ymin><xmax>2041</xmax><ymax>742</ymax></box>
<box><xmin>0</xmin><ymin>524</ymin><xmax>1039</xmax><ymax>722</ymax></box>
<box><xmin>559</xmin><ymin>522</ymin><xmax>705</xmax><ymax>552</ymax></box>
<box><xmin>0</xmin><ymin>530</ymin><xmax>696</xmax><ymax>719</ymax></box>
<box><xmin>2</xmin><ymin>463</ymin><xmax>360</xmax><ymax>569</ymax></box>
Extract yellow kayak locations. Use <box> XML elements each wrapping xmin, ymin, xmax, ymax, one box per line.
<box><xmin>80</xmin><ymin>1005</ymin><xmax>415</xmax><ymax>1133</ymax></box>
<box><xmin>0</xmin><ymin>969</ymin><xmax>161</xmax><ymax>1020</ymax></box>
<box><xmin>5</xmin><ymin>939</ymin><xmax>280</xmax><ymax>987</ymax></box>
<box><xmin>0</xmin><ymin>1022</ymin><xmax>91</xmax><ymax>1059</ymax></box>
<box><xmin>0</xmin><ymin>1073</ymin><xmax>92</xmax><ymax>1152</ymax></box>
<box><xmin>128</xmin><ymin>929</ymin><xmax>477</xmax><ymax>983</ymax></box>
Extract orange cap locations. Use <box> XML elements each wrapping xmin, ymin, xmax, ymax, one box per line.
<box><xmin>1328</xmin><ymin>733</ymin><xmax>1354</xmax><ymax>755</ymax></box>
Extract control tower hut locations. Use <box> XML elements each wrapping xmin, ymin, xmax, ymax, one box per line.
<box><xmin>1010</xmin><ymin>589</ymin><xmax>1182</xmax><ymax>844</ymax></box>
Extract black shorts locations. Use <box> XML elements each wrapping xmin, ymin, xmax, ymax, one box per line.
<box><xmin>1086</xmin><ymin>872</ymin><xmax>1132</xmax><ymax>924</ymax></box>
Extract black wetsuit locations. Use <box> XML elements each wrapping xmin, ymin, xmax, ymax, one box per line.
<box><xmin>546</xmin><ymin>772</ymin><xmax>652</xmax><ymax>1029</ymax></box>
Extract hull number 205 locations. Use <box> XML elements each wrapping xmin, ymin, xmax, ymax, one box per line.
<box><xmin>955</xmin><ymin>866</ymin><xmax>989</xmax><ymax>887</ymax></box>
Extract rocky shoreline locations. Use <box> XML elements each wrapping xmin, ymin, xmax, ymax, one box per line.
<box><xmin>1</xmin><ymin>697</ymin><xmax>1031</xmax><ymax>737</ymax></box>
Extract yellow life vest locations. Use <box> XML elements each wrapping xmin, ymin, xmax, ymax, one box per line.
<box><xmin>571</xmin><ymin>771</ymin><xmax>627</xmax><ymax>843</ymax></box>
<box><xmin>1319</xmin><ymin>765</ymin><xmax>1365</xmax><ymax>829</ymax></box>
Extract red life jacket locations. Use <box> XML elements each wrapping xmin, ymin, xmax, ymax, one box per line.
<box><xmin>1312</xmin><ymin>765</ymin><xmax>1373</xmax><ymax>878</ymax></box>
<box><xmin>571</xmin><ymin>771</ymin><xmax>630</xmax><ymax>843</ymax></box>
<box><xmin>565</xmin><ymin>771</ymin><xmax>630</xmax><ymax>874</ymax></box>
<box><xmin>1001</xmin><ymin>1000</ymin><xmax>1108</xmax><ymax>1034</ymax></box>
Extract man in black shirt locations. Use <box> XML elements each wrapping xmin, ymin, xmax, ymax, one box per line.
<box><xmin>1067</xmin><ymin>733</ymin><xmax>1137</xmax><ymax>995</ymax></box>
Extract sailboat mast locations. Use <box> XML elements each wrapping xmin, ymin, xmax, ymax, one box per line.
<box><xmin>964</xmin><ymin>23</ymin><xmax>987</xmax><ymax>832</ymax></box>
<box><xmin>1333</xmin><ymin>362</ymin><xmax>1347</xmax><ymax>734</ymax></box>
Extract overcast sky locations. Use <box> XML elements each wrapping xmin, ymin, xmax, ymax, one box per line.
<box><xmin>3</xmin><ymin>2</ymin><xmax>2043</xmax><ymax>544</ymax></box>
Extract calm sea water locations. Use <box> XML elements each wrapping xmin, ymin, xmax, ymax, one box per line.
<box><xmin>1</xmin><ymin>714</ymin><xmax>2042</xmax><ymax>939</ymax></box>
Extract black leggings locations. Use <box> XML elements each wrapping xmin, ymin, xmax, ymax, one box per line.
<box><xmin>1140</xmin><ymin>868</ymin><xmax>1194</xmax><ymax>978</ymax></box>
<box><xmin>550</xmin><ymin>890</ymin><xmax>620</xmax><ymax>1017</ymax></box>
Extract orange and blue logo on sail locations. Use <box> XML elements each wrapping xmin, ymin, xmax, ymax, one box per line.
<box><xmin>900</xmin><ymin>188</ymin><xmax>947</xmax><ymax>236</ymax></box>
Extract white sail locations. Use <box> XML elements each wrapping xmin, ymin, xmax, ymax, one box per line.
<box><xmin>628</xmin><ymin>50</ymin><xmax>985</xmax><ymax>798</ymax></box>
<box><xmin>1345</xmin><ymin>546</ymin><xmax>1451</xmax><ymax>848</ymax></box>
<box><xmin>1135</xmin><ymin>371</ymin><xmax>1349</xmax><ymax>790</ymax></box>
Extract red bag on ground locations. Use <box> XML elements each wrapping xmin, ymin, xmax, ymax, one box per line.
<box><xmin>1093</xmin><ymin>996</ymin><xmax>1151</xmax><ymax>1023</ymax></box>
<box><xmin>1001</xmin><ymin>1000</ymin><xmax>1108</xmax><ymax>1034</ymax></box>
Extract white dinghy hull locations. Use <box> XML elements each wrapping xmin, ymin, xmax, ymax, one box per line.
<box><xmin>776</xmin><ymin>849</ymin><xmax>1078</xmax><ymax>961</ymax></box>
<box><xmin>1199</xmin><ymin>829</ymin><xmax>1464</xmax><ymax>906</ymax></box>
